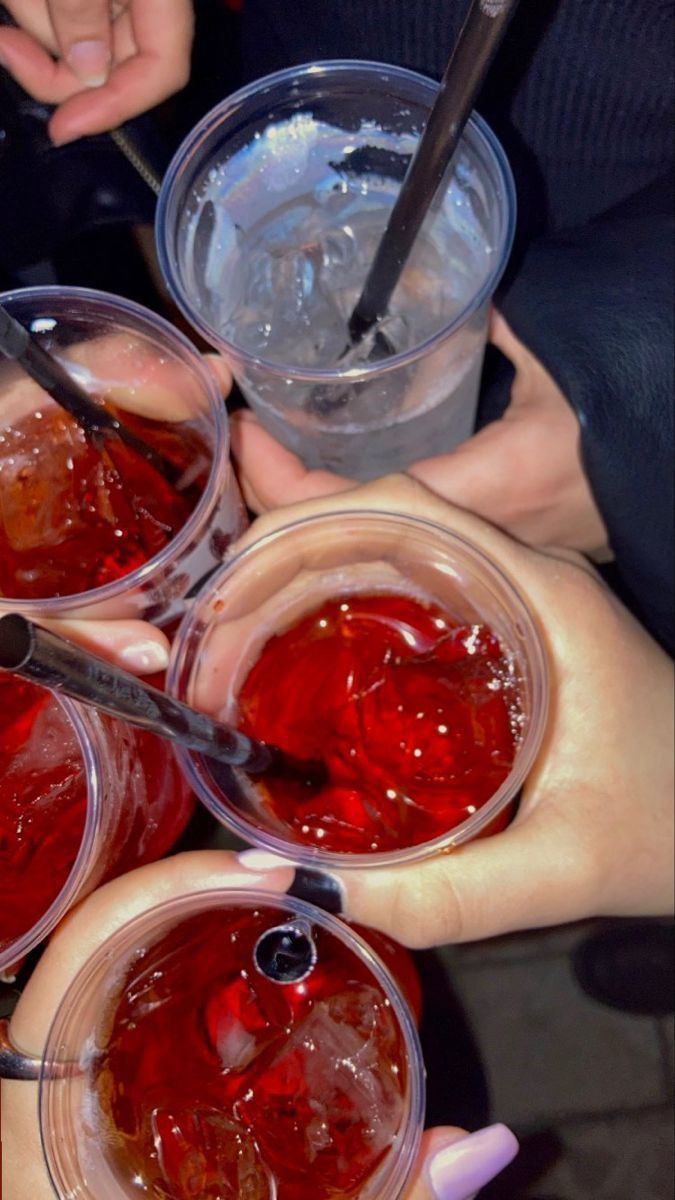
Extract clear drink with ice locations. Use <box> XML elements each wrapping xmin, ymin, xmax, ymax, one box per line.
<box><xmin>158</xmin><ymin>61</ymin><xmax>516</xmax><ymax>478</ymax></box>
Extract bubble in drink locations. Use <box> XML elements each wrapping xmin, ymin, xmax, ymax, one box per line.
<box><xmin>91</xmin><ymin>905</ymin><xmax>409</xmax><ymax>1199</ymax></box>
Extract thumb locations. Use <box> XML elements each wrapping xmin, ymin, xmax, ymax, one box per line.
<box><xmin>236</xmin><ymin>797</ymin><xmax>596</xmax><ymax>949</ymax></box>
<box><xmin>333</xmin><ymin>811</ymin><xmax>594</xmax><ymax>948</ymax></box>
<box><xmin>47</xmin><ymin>0</ymin><xmax>112</xmax><ymax>86</ymax></box>
<box><xmin>409</xmin><ymin>1125</ymin><xmax>519</xmax><ymax>1200</ymax></box>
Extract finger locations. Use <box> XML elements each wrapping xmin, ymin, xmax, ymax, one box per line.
<box><xmin>47</xmin><ymin>0</ymin><xmax>113</xmax><ymax>86</ymax></box>
<box><xmin>204</xmin><ymin>353</ymin><xmax>233</xmax><ymax>400</ymax></box>
<box><xmin>331</xmin><ymin>798</ymin><xmax>603</xmax><ymax>948</ymax></box>
<box><xmin>49</xmin><ymin>0</ymin><xmax>194</xmax><ymax>143</ymax></box>
<box><xmin>63</xmin><ymin>334</ymin><xmax>205</xmax><ymax>420</ymax></box>
<box><xmin>39</xmin><ymin>617</ymin><xmax>170</xmax><ymax>675</ymax></box>
<box><xmin>230</xmin><ymin>409</ymin><xmax>356</xmax><ymax>512</ymax></box>
<box><xmin>2</xmin><ymin>0</ymin><xmax>60</xmax><ymax>49</ymax></box>
<box><xmin>409</xmin><ymin>1125</ymin><xmax>519</xmax><ymax>1200</ymax></box>
<box><xmin>0</xmin><ymin>26</ymin><xmax>83</xmax><ymax>102</ymax></box>
<box><xmin>0</xmin><ymin>336</ymin><xmax>203</xmax><ymax>429</ymax></box>
<box><xmin>10</xmin><ymin>850</ymin><xmax>295</xmax><ymax>1049</ymax></box>
<box><xmin>488</xmin><ymin>309</ymin><xmax>532</xmax><ymax>372</ymax></box>
<box><xmin>236</xmin><ymin>787</ymin><xmax>594</xmax><ymax>951</ymax></box>
<box><xmin>230</xmin><ymin>474</ymin><xmax>535</xmax><ymax>570</ymax></box>
<box><xmin>407</xmin><ymin>421</ymin><xmax>519</xmax><ymax>523</ymax></box>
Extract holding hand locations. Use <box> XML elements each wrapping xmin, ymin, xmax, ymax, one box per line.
<box><xmin>0</xmin><ymin>852</ymin><xmax>518</xmax><ymax>1199</ymax></box>
<box><xmin>0</xmin><ymin>0</ymin><xmax>194</xmax><ymax>144</ymax></box>
<box><xmin>231</xmin><ymin>314</ymin><xmax>609</xmax><ymax>557</ymax></box>
<box><xmin>232</xmin><ymin>475</ymin><xmax>674</xmax><ymax>947</ymax></box>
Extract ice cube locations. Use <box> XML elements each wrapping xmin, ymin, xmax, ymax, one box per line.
<box><xmin>151</xmin><ymin>1106</ymin><xmax>273</xmax><ymax>1200</ymax></box>
<box><xmin>241</xmin><ymin>984</ymin><xmax>405</xmax><ymax>1191</ymax></box>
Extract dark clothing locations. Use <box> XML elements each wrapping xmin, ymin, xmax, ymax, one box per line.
<box><xmin>241</xmin><ymin>0</ymin><xmax>675</xmax><ymax>651</ymax></box>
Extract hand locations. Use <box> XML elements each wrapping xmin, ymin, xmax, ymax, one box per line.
<box><xmin>230</xmin><ymin>475</ymin><xmax>674</xmax><ymax>947</ymax></box>
<box><xmin>230</xmin><ymin>313</ymin><xmax>609</xmax><ymax>556</ymax></box>
<box><xmin>0</xmin><ymin>851</ymin><xmax>518</xmax><ymax>1200</ymax></box>
<box><xmin>0</xmin><ymin>0</ymin><xmax>194</xmax><ymax>145</ymax></box>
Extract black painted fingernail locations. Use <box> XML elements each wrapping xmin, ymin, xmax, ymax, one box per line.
<box><xmin>287</xmin><ymin>867</ymin><xmax>345</xmax><ymax>915</ymax></box>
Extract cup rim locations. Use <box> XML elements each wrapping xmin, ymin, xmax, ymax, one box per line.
<box><xmin>0</xmin><ymin>285</ymin><xmax>230</xmax><ymax>616</ymax></box>
<box><xmin>39</xmin><ymin>887</ymin><xmax>425</xmax><ymax>1200</ymax></box>
<box><xmin>167</xmin><ymin>508</ymin><xmax>550</xmax><ymax>869</ymax></box>
<box><xmin>0</xmin><ymin>690</ymin><xmax>101</xmax><ymax>975</ymax></box>
<box><xmin>156</xmin><ymin>58</ymin><xmax>517</xmax><ymax>382</ymax></box>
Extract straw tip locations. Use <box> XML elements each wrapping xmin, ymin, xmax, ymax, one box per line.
<box><xmin>0</xmin><ymin>613</ymin><xmax>34</xmax><ymax>672</ymax></box>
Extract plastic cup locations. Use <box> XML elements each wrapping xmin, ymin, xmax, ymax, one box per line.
<box><xmin>167</xmin><ymin>509</ymin><xmax>549</xmax><ymax>869</ymax></box>
<box><xmin>39</xmin><ymin>889</ymin><xmax>425</xmax><ymax>1200</ymax></box>
<box><xmin>0</xmin><ymin>681</ymin><xmax>193</xmax><ymax>978</ymax></box>
<box><xmin>0</xmin><ymin>286</ymin><xmax>245</xmax><ymax>624</ymax></box>
<box><xmin>156</xmin><ymin>59</ymin><xmax>516</xmax><ymax>479</ymax></box>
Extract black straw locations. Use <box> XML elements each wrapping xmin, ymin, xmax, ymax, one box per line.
<box><xmin>0</xmin><ymin>613</ymin><xmax>325</xmax><ymax>784</ymax></box>
<box><xmin>348</xmin><ymin>0</ymin><xmax>520</xmax><ymax>345</ymax></box>
<box><xmin>0</xmin><ymin>304</ymin><xmax>182</xmax><ymax>487</ymax></box>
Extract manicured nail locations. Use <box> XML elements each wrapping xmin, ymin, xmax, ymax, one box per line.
<box><xmin>427</xmin><ymin>1125</ymin><xmax>519</xmax><ymax>1198</ymax></box>
<box><xmin>237</xmin><ymin>849</ymin><xmax>293</xmax><ymax>872</ymax></box>
<box><xmin>66</xmin><ymin>39</ymin><xmax>111</xmax><ymax>86</ymax></box>
<box><xmin>236</xmin><ymin>852</ymin><xmax>346</xmax><ymax>916</ymax></box>
<box><xmin>117</xmin><ymin>640</ymin><xmax>169</xmax><ymax>675</ymax></box>
<box><xmin>287</xmin><ymin>867</ymin><xmax>345</xmax><ymax>915</ymax></box>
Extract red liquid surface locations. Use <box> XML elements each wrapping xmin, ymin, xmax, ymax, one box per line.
<box><xmin>0</xmin><ymin>404</ymin><xmax>210</xmax><ymax>599</ymax></box>
<box><xmin>0</xmin><ymin>674</ymin><xmax>87</xmax><ymax>955</ymax></box>
<box><xmin>95</xmin><ymin>906</ymin><xmax>408</xmax><ymax>1199</ymax></box>
<box><xmin>236</xmin><ymin>592</ymin><xmax>523</xmax><ymax>853</ymax></box>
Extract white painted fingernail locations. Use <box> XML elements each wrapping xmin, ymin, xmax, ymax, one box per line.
<box><xmin>66</xmin><ymin>39</ymin><xmax>111</xmax><ymax>86</ymax></box>
<box><xmin>236</xmin><ymin>849</ymin><xmax>294</xmax><ymax>872</ymax></box>
<box><xmin>118</xmin><ymin>640</ymin><xmax>169</xmax><ymax>675</ymax></box>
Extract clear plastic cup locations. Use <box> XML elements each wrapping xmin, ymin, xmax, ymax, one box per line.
<box><xmin>0</xmin><ymin>286</ymin><xmax>245</xmax><ymax>624</ymax></box>
<box><xmin>156</xmin><ymin>60</ymin><xmax>516</xmax><ymax>479</ymax></box>
<box><xmin>167</xmin><ymin>510</ymin><xmax>549</xmax><ymax>869</ymax></box>
<box><xmin>0</xmin><ymin>683</ymin><xmax>193</xmax><ymax>978</ymax></box>
<box><xmin>39</xmin><ymin>889</ymin><xmax>425</xmax><ymax>1200</ymax></box>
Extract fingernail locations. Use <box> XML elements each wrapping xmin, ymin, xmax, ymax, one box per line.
<box><xmin>117</xmin><ymin>640</ymin><xmax>169</xmax><ymax>675</ymax></box>
<box><xmin>237</xmin><ymin>849</ymin><xmax>293</xmax><ymax>872</ymax></box>
<box><xmin>288</xmin><ymin>866</ymin><xmax>345</xmax><ymax>915</ymax></box>
<box><xmin>66</xmin><ymin>39</ymin><xmax>111</xmax><ymax>86</ymax></box>
<box><xmin>236</xmin><ymin>852</ymin><xmax>346</xmax><ymax>917</ymax></box>
<box><xmin>427</xmin><ymin>1125</ymin><xmax>519</xmax><ymax>1198</ymax></box>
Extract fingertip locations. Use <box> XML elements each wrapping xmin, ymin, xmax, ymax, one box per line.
<box><xmin>204</xmin><ymin>354</ymin><xmax>233</xmax><ymax>397</ymax></box>
<box><xmin>43</xmin><ymin>619</ymin><xmax>170</xmax><ymax>676</ymax></box>
<box><xmin>65</xmin><ymin>39</ymin><xmax>111</xmax><ymax>88</ymax></box>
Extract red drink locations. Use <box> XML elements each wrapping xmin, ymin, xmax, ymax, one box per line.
<box><xmin>0</xmin><ymin>404</ymin><xmax>210</xmax><ymax>600</ymax></box>
<box><xmin>0</xmin><ymin>672</ymin><xmax>194</xmax><ymax>972</ymax></box>
<box><xmin>0</xmin><ymin>674</ymin><xmax>87</xmax><ymax>957</ymax></box>
<box><xmin>235</xmin><ymin>592</ymin><xmax>522</xmax><ymax>853</ymax></box>
<box><xmin>93</xmin><ymin>904</ymin><xmax>410</xmax><ymax>1199</ymax></box>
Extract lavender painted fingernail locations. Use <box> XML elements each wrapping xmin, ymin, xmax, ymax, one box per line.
<box><xmin>428</xmin><ymin>1124</ymin><xmax>519</xmax><ymax>1198</ymax></box>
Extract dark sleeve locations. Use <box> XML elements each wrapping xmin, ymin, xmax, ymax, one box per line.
<box><xmin>497</xmin><ymin>176</ymin><xmax>674</xmax><ymax>654</ymax></box>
